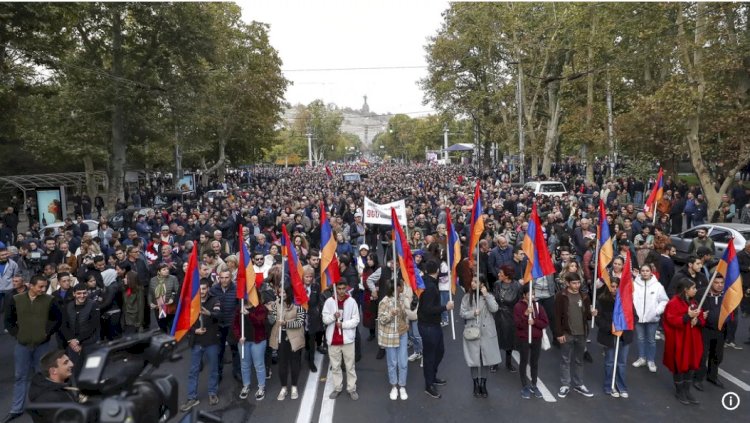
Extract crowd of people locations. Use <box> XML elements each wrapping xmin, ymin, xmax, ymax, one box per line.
<box><xmin>1</xmin><ymin>161</ymin><xmax>750</xmax><ymax>422</ymax></box>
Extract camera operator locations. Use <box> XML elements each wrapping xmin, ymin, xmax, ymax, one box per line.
<box><xmin>61</xmin><ymin>284</ymin><xmax>101</xmax><ymax>373</ymax></box>
<box><xmin>25</xmin><ymin>240</ymin><xmax>44</xmax><ymax>276</ymax></box>
<box><xmin>27</xmin><ymin>350</ymin><xmax>84</xmax><ymax>423</ymax></box>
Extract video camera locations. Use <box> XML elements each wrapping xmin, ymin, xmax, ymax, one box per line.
<box><xmin>25</xmin><ymin>330</ymin><xmax>223</xmax><ymax>423</ymax></box>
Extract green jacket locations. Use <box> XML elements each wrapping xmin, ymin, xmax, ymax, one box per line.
<box><xmin>5</xmin><ymin>292</ymin><xmax>62</xmax><ymax>347</ymax></box>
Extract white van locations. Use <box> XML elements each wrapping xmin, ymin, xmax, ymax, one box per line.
<box><xmin>523</xmin><ymin>181</ymin><xmax>567</xmax><ymax>198</ymax></box>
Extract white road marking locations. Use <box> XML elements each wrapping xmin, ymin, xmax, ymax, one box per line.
<box><xmin>512</xmin><ymin>350</ymin><xmax>558</xmax><ymax>402</ymax></box>
<box><xmin>719</xmin><ymin>368</ymin><xmax>750</xmax><ymax>392</ymax></box>
<box><xmin>295</xmin><ymin>352</ymin><xmax>325</xmax><ymax>423</ymax></box>
<box><xmin>319</xmin><ymin>357</ymin><xmax>337</xmax><ymax>423</ymax></box>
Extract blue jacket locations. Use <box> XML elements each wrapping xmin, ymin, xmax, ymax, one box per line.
<box><xmin>209</xmin><ymin>282</ymin><xmax>237</xmax><ymax>327</ymax></box>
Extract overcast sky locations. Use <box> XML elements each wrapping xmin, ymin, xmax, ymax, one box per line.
<box><xmin>239</xmin><ymin>0</ymin><xmax>451</xmax><ymax>116</ymax></box>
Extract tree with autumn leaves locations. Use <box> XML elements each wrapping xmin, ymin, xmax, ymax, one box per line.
<box><xmin>421</xmin><ymin>2</ymin><xmax>750</xmax><ymax>214</ymax></box>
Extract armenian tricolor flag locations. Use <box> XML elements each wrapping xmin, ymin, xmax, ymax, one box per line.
<box><xmin>521</xmin><ymin>202</ymin><xmax>556</xmax><ymax>283</ymax></box>
<box><xmin>236</xmin><ymin>225</ymin><xmax>259</xmax><ymax>307</ymax></box>
<box><xmin>598</xmin><ymin>200</ymin><xmax>614</xmax><ymax>290</ymax></box>
<box><xmin>715</xmin><ymin>238</ymin><xmax>743</xmax><ymax>330</ymax></box>
<box><xmin>612</xmin><ymin>250</ymin><xmax>635</xmax><ymax>335</ymax></box>
<box><xmin>281</xmin><ymin>225</ymin><xmax>309</xmax><ymax>309</ymax></box>
<box><xmin>643</xmin><ymin>168</ymin><xmax>664</xmax><ymax>218</ymax></box>
<box><xmin>446</xmin><ymin>208</ymin><xmax>462</xmax><ymax>294</ymax></box>
<box><xmin>391</xmin><ymin>208</ymin><xmax>425</xmax><ymax>297</ymax></box>
<box><xmin>467</xmin><ymin>180</ymin><xmax>485</xmax><ymax>269</ymax></box>
<box><xmin>170</xmin><ymin>243</ymin><xmax>201</xmax><ymax>342</ymax></box>
<box><xmin>320</xmin><ymin>201</ymin><xmax>341</xmax><ymax>292</ymax></box>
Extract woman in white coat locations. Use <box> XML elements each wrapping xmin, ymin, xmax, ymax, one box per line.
<box><xmin>460</xmin><ymin>276</ymin><xmax>501</xmax><ymax>398</ymax></box>
<box><xmin>632</xmin><ymin>264</ymin><xmax>669</xmax><ymax>373</ymax></box>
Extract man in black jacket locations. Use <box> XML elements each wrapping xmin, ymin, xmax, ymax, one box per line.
<box><xmin>418</xmin><ymin>260</ymin><xmax>453</xmax><ymax>399</ymax></box>
<box><xmin>61</xmin><ymin>284</ymin><xmax>101</xmax><ymax>374</ymax></box>
<box><xmin>181</xmin><ymin>278</ymin><xmax>222</xmax><ymax>411</ymax></box>
<box><xmin>693</xmin><ymin>275</ymin><xmax>726</xmax><ymax>391</ymax></box>
<box><xmin>27</xmin><ymin>349</ymin><xmax>81</xmax><ymax>423</ymax></box>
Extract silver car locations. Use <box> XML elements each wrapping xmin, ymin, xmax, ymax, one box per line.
<box><xmin>670</xmin><ymin>223</ymin><xmax>750</xmax><ymax>263</ymax></box>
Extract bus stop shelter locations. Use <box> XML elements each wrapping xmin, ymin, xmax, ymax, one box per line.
<box><xmin>0</xmin><ymin>171</ymin><xmax>108</xmax><ymax>209</ymax></box>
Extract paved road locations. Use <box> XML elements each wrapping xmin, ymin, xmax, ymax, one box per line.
<box><xmin>2</xmin><ymin>293</ymin><xmax>749</xmax><ymax>422</ymax></box>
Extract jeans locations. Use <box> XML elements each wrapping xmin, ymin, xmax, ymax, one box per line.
<box><xmin>635</xmin><ymin>322</ymin><xmax>658</xmax><ymax>362</ymax></box>
<box><xmin>418</xmin><ymin>323</ymin><xmax>445</xmax><ymax>389</ymax></box>
<box><xmin>408</xmin><ymin>320</ymin><xmax>422</xmax><ymax>354</ymax></box>
<box><xmin>12</xmin><ymin>341</ymin><xmax>53</xmax><ymax>413</ymax></box>
<box><xmin>239</xmin><ymin>340</ymin><xmax>267</xmax><ymax>388</ymax></box>
<box><xmin>559</xmin><ymin>334</ymin><xmax>586</xmax><ymax>388</ymax></box>
<box><xmin>218</xmin><ymin>326</ymin><xmax>240</xmax><ymax>380</ymax></box>
<box><xmin>439</xmin><ymin>291</ymin><xmax>449</xmax><ymax>323</ymax></box>
<box><xmin>385</xmin><ymin>332</ymin><xmax>408</xmax><ymax>386</ymax></box>
<box><xmin>603</xmin><ymin>342</ymin><xmax>630</xmax><ymax>393</ymax></box>
<box><xmin>187</xmin><ymin>343</ymin><xmax>220</xmax><ymax>400</ymax></box>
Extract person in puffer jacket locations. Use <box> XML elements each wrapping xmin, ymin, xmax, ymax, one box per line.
<box><xmin>632</xmin><ymin>264</ymin><xmax>668</xmax><ymax>373</ymax></box>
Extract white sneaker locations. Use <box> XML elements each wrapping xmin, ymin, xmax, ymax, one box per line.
<box><xmin>277</xmin><ymin>387</ymin><xmax>287</xmax><ymax>401</ymax></box>
<box><xmin>389</xmin><ymin>386</ymin><xmax>398</xmax><ymax>400</ymax></box>
<box><xmin>399</xmin><ymin>387</ymin><xmax>408</xmax><ymax>400</ymax></box>
<box><xmin>632</xmin><ymin>358</ymin><xmax>647</xmax><ymax>368</ymax></box>
<box><xmin>408</xmin><ymin>352</ymin><xmax>423</xmax><ymax>362</ymax></box>
<box><xmin>655</xmin><ymin>331</ymin><xmax>663</xmax><ymax>341</ymax></box>
<box><xmin>647</xmin><ymin>361</ymin><xmax>657</xmax><ymax>373</ymax></box>
<box><xmin>291</xmin><ymin>386</ymin><xmax>299</xmax><ymax>400</ymax></box>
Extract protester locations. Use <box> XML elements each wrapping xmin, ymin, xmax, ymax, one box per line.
<box><xmin>553</xmin><ymin>273</ymin><xmax>596</xmax><ymax>398</ymax></box>
<box><xmin>460</xmin><ymin>276</ymin><xmax>500</xmax><ymax>398</ymax></box>
<box><xmin>693</xmin><ymin>274</ymin><xmax>726</xmax><ymax>390</ymax></box>
<box><xmin>418</xmin><ymin>260</ymin><xmax>453</xmax><ymax>399</ymax></box>
<box><xmin>234</xmin><ymin>293</ymin><xmax>268</xmax><ymax>401</ymax></box>
<box><xmin>3</xmin><ymin>275</ymin><xmax>61</xmax><ymax>422</ymax></box>
<box><xmin>663</xmin><ymin>278</ymin><xmax>705</xmax><ymax>405</ymax></box>
<box><xmin>269</xmin><ymin>284</ymin><xmax>306</xmax><ymax>401</ymax></box>
<box><xmin>514</xmin><ymin>286</ymin><xmax>549</xmax><ymax>399</ymax></box>
<box><xmin>377</xmin><ymin>278</ymin><xmax>409</xmax><ymax>400</ymax></box>
<box><xmin>595</xmin><ymin>277</ymin><xmax>633</xmax><ymax>397</ymax></box>
<box><xmin>632</xmin><ymin>264</ymin><xmax>668</xmax><ymax>373</ymax></box>
<box><xmin>60</xmin><ymin>283</ymin><xmax>100</xmax><ymax>373</ymax></box>
<box><xmin>181</xmin><ymin>279</ymin><xmax>222</xmax><ymax>411</ymax></box>
<box><xmin>491</xmin><ymin>264</ymin><xmax>522</xmax><ymax>373</ymax></box>
<box><xmin>322</xmin><ymin>279</ymin><xmax>360</xmax><ymax>400</ymax></box>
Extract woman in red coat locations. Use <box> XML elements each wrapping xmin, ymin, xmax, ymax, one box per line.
<box><xmin>663</xmin><ymin>278</ymin><xmax>706</xmax><ymax>405</ymax></box>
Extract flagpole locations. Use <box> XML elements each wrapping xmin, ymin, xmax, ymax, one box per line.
<box><xmin>697</xmin><ymin>267</ymin><xmax>720</xmax><ymax>311</ymax></box>
<box><xmin>528</xmin><ymin>277</ymin><xmax>533</xmax><ymax>344</ymax></box>
<box><xmin>240</xmin><ymin>298</ymin><xmax>245</xmax><ymax>359</ymax></box>
<box><xmin>476</xmin><ymin>239</ymin><xmax>481</xmax><ymax>381</ymax></box>
<box><xmin>447</xmin><ymin>234</ymin><xmax>455</xmax><ymax>341</ymax></box>
<box><xmin>392</xmin><ymin>238</ymin><xmax>398</xmax><ymax>334</ymax></box>
<box><xmin>611</xmin><ymin>335</ymin><xmax>621</xmax><ymax>392</ymax></box>
<box><xmin>280</xmin><ymin>256</ymin><xmax>286</xmax><ymax>345</ymax></box>
<box><xmin>652</xmin><ymin>211</ymin><xmax>657</xmax><ymax>226</ymax></box>
<box><xmin>591</xmin><ymin>236</ymin><xmax>600</xmax><ymax>329</ymax></box>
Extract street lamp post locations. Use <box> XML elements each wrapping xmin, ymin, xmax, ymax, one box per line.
<box><xmin>508</xmin><ymin>60</ymin><xmax>525</xmax><ymax>184</ymax></box>
<box><xmin>443</xmin><ymin>124</ymin><xmax>449</xmax><ymax>164</ymax></box>
<box><xmin>306</xmin><ymin>126</ymin><xmax>313</xmax><ymax>167</ymax></box>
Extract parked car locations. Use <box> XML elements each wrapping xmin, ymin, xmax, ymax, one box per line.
<box><xmin>42</xmin><ymin>220</ymin><xmax>99</xmax><ymax>238</ymax></box>
<box><xmin>669</xmin><ymin>223</ymin><xmax>750</xmax><ymax>264</ymax></box>
<box><xmin>523</xmin><ymin>181</ymin><xmax>567</xmax><ymax>198</ymax></box>
<box><xmin>109</xmin><ymin>208</ymin><xmax>152</xmax><ymax>232</ymax></box>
